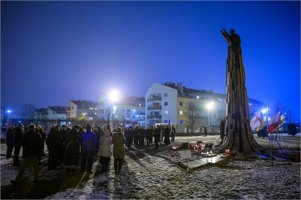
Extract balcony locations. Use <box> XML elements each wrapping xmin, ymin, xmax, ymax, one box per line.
<box><xmin>147</xmin><ymin>106</ymin><xmax>162</xmax><ymax>110</ymax></box>
<box><xmin>147</xmin><ymin>97</ymin><xmax>162</xmax><ymax>102</ymax></box>
<box><xmin>138</xmin><ymin>118</ymin><xmax>146</xmax><ymax>121</ymax></box>
<box><xmin>147</xmin><ymin>115</ymin><xmax>161</xmax><ymax>119</ymax></box>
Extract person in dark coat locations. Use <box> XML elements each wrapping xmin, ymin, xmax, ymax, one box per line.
<box><xmin>46</xmin><ymin>126</ymin><xmax>62</xmax><ymax>170</ymax></box>
<box><xmin>127</xmin><ymin>126</ymin><xmax>134</xmax><ymax>148</ymax></box>
<box><xmin>6</xmin><ymin>126</ymin><xmax>15</xmax><ymax>158</ymax></box>
<box><xmin>94</xmin><ymin>125</ymin><xmax>102</xmax><ymax>152</ymax></box>
<box><xmin>59</xmin><ymin>125</ymin><xmax>67</xmax><ymax>164</ymax></box>
<box><xmin>134</xmin><ymin>126</ymin><xmax>139</xmax><ymax>146</ymax></box>
<box><xmin>171</xmin><ymin>126</ymin><xmax>176</xmax><ymax>142</ymax></box>
<box><xmin>139</xmin><ymin>126</ymin><xmax>145</xmax><ymax>146</ymax></box>
<box><xmin>37</xmin><ymin>127</ymin><xmax>46</xmax><ymax>165</ymax></box>
<box><xmin>164</xmin><ymin>126</ymin><xmax>171</xmax><ymax>145</ymax></box>
<box><xmin>146</xmin><ymin>126</ymin><xmax>153</xmax><ymax>146</ymax></box>
<box><xmin>13</xmin><ymin>124</ymin><xmax>23</xmax><ymax>166</ymax></box>
<box><xmin>64</xmin><ymin>125</ymin><xmax>80</xmax><ymax>176</ymax></box>
<box><xmin>112</xmin><ymin>127</ymin><xmax>125</xmax><ymax>174</ymax></box>
<box><xmin>49</xmin><ymin>124</ymin><xmax>56</xmax><ymax>133</ymax></box>
<box><xmin>81</xmin><ymin>124</ymin><xmax>98</xmax><ymax>173</ymax></box>
<box><xmin>154</xmin><ymin>125</ymin><xmax>161</xmax><ymax>149</ymax></box>
<box><xmin>10</xmin><ymin>124</ymin><xmax>42</xmax><ymax>185</ymax></box>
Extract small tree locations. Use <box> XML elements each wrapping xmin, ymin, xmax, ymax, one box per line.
<box><xmin>285</xmin><ymin>109</ymin><xmax>297</xmax><ymax>124</ymax></box>
<box><xmin>272</xmin><ymin>100</ymin><xmax>286</xmax><ymax>115</ymax></box>
<box><xmin>204</xmin><ymin>127</ymin><xmax>207</xmax><ymax>137</ymax></box>
<box><xmin>288</xmin><ymin>123</ymin><xmax>298</xmax><ymax>136</ymax></box>
<box><xmin>20</xmin><ymin>103</ymin><xmax>35</xmax><ymax>119</ymax></box>
<box><xmin>187</xmin><ymin>102</ymin><xmax>204</xmax><ymax>135</ymax></box>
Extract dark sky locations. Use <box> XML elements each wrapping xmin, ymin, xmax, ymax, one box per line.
<box><xmin>1</xmin><ymin>1</ymin><xmax>300</xmax><ymax>119</ymax></box>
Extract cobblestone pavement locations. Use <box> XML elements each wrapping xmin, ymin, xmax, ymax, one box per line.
<box><xmin>1</xmin><ymin>135</ymin><xmax>300</xmax><ymax>199</ymax></box>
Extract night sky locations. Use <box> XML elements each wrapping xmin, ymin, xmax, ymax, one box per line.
<box><xmin>1</xmin><ymin>1</ymin><xmax>300</xmax><ymax>119</ymax></box>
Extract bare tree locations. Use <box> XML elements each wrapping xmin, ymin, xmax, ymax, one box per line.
<box><xmin>187</xmin><ymin>102</ymin><xmax>205</xmax><ymax>134</ymax></box>
<box><xmin>285</xmin><ymin>109</ymin><xmax>297</xmax><ymax>123</ymax></box>
<box><xmin>272</xmin><ymin>100</ymin><xmax>286</xmax><ymax>115</ymax></box>
<box><xmin>20</xmin><ymin>103</ymin><xmax>35</xmax><ymax>119</ymax></box>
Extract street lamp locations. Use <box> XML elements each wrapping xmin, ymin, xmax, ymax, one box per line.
<box><xmin>109</xmin><ymin>90</ymin><xmax>119</xmax><ymax>114</ymax></box>
<box><xmin>206</xmin><ymin>102</ymin><xmax>214</xmax><ymax>130</ymax></box>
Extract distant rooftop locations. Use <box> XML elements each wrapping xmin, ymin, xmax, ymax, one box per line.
<box><xmin>48</xmin><ymin>106</ymin><xmax>68</xmax><ymax>114</ymax></box>
<box><xmin>35</xmin><ymin>108</ymin><xmax>48</xmax><ymax>115</ymax></box>
<box><xmin>70</xmin><ymin>100</ymin><xmax>97</xmax><ymax>109</ymax></box>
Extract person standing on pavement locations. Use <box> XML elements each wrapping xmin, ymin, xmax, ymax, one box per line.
<box><xmin>146</xmin><ymin>126</ymin><xmax>153</xmax><ymax>146</ymax></box>
<box><xmin>10</xmin><ymin>124</ymin><xmax>42</xmax><ymax>185</ymax></box>
<box><xmin>98</xmin><ymin>126</ymin><xmax>111</xmax><ymax>172</ymax></box>
<box><xmin>37</xmin><ymin>127</ymin><xmax>46</xmax><ymax>165</ymax></box>
<box><xmin>81</xmin><ymin>124</ymin><xmax>98</xmax><ymax>173</ymax></box>
<box><xmin>59</xmin><ymin>125</ymin><xmax>68</xmax><ymax>164</ymax></box>
<box><xmin>134</xmin><ymin>125</ymin><xmax>139</xmax><ymax>146</ymax></box>
<box><xmin>164</xmin><ymin>126</ymin><xmax>171</xmax><ymax>145</ymax></box>
<box><xmin>64</xmin><ymin>125</ymin><xmax>80</xmax><ymax>176</ymax></box>
<box><xmin>6</xmin><ymin>126</ymin><xmax>15</xmax><ymax>158</ymax></box>
<box><xmin>126</xmin><ymin>126</ymin><xmax>134</xmax><ymax>148</ymax></box>
<box><xmin>46</xmin><ymin>126</ymin><xmax>62</xmax><ymax>170</ymax></box>
<box><xmin>13</xmin><ymin>124</ymin><xmax>23</xmax><ymax>166</ymax></box>
<box><xmin>112</xmin><ymin>127</ymin><xmax>125</xmax><ymax>174</ymax></box>
<box><xmin>139</xmin><ymin>126</ymin><xmax>145</xmax><ymax>146</ymax></box>
<box><xmin>171</xmin><ymin>126</ymin><xmax>176</xmax><ymax>142</ymax></box>
<box><xmin>154</xmin><ymin>125</ymin><xmax>161</xmax><ymax>149</ymax></box>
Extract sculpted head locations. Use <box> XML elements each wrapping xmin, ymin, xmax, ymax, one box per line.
<box><xmin>230</xmin><ymin>29</ymin><xmax>235</xmax><ymax>35</ymax></box>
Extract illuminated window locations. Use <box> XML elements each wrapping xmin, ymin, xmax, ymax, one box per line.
<box><xmin>197</xmin><ymin>96</ymin><xmax>199</xmax><ymax>99</ymax></box>
<box><xmin>179</xmin><ymin>111</ymin><xmax>183</xmax><ymax>115</ymax></box>
<box><xmin>52</xmin><ymin>116</ymin><xmax>55</xmax><ymax>119</ymax></box>
<box><xmin>164</xmin><ymin>120</ymin><xmax>168</xmax><ymax>123</ymax></box>
<box><xmin>164</xmin><ymin>111</ymin><xmax>168</xmax><ymax>115</ymax></box>
<box><xmin>180</xmin><ymin>120</ymin><xmax>183</xmax><ymax>124</ymax></box>
<box><xmin>115</xmin><ymin>115</ymin><xmax>118</xmax><ymax>118</ymax></box>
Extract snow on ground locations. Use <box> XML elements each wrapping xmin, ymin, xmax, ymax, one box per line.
<box><xmin>46</xmin><ymin>155</ymin><xmax>300</xmax><ymax>199</ymax></box>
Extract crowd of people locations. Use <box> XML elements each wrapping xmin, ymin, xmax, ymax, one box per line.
<box><xmin>3</xmin><ymin>122</ymin><xmax>176</xmax><ymax>185</ymax></box>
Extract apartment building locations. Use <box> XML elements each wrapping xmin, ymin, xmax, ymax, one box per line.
<box><xmin>47</xmin><ymin>106</ymin><xmax>69</xmax><ymax>120</ymax></box>
<box><xmin>33</xmin><ymin>108</ymin><xmax>48</xmax><ymax>119</ymax></box>
<box><xmin>96</xmin><ymin>94</ymin><xmax>146</xmax><ymax>127</ymax></box>
<box><xmin>146</xmin><ymin>82</ymin><xmax>267</xmax><ymax>132</ymax></box>
<box><xmin>68</xmin><ymin>100</ymin><xmax>97</xmax><ymax>120</ymax></box>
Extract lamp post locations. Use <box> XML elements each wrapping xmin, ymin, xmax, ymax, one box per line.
<box><xmin>206</xmin><ymin>102</ymin><xmax>214</xmax><ymax>130</ymax></box>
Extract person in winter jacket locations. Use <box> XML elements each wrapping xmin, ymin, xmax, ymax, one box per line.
<box><xmin>98</xmin><ymin>127</ymin><xmax>111</xmax><ymax>172</ymax></box>
<box><xmin>171</xmin><ymin>126</ymin><xmax>176</xmax><ymax>142</ymax></box>
<box><xmin>112</xmin><ymin>127</ymin><xmax>126</xmax><ymax>174</ymax></box>
<box><xmin>64</xmin><ymin>125</ymin><xmax>80</xmax><ymax>176</ymax></box>
<box><xmin>81</xmin><ymin>124</ymin><xmax>98</xmax><ymax>173</ymax></box>
<box><xmin>126</xmin><ymin>126</ymin><xmax>134</xmax><ymax>148</ymax></box>
<box><xmin>59</xmin><ymin>125</ymin><xmax>68</xmax><ymax>164</ymax></box>
<box><xmin>13</xmin><ymin>124</ymin><xmax>23</xmax><ymax>166</ymax></box>
<box><xmin>37</xmin><ymin>127</ymin><xmax>46</xmax><ymax>164</ymax></box>
<box><xmin>154</xmin><ymin>125</ymin><xmax>161</xmax><ymax>149</ymax></box>
<box><xmin>46</xmin><ymin>126</ymin><xmax>62</xmax><ymax>170</ymax></box>
<box><xmin>6</xmin><ymin>126</ymin><xmax>15</xmax><ymax>158</ymax></box>
<box><xmin>10</xmin><ymin>124</ymin><xmax>42</xmax><ymax>185</ymax></box>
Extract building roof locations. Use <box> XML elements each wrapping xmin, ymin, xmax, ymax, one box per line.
<box><xmin>35</xmin><ymin>108</ymin><xmax>48</xmax><ymax>115</ymax></box>
<box><xmin>70</xmin><ymin>100</ymin><xmax>97</xmax><ymax>109</ymax></box>
<box><xmin>162</xmin><ymin>82</ymin><xmax>265</xmax><ymax>106</ymax></box>
<box><xmin>48</xmin><ymin>106</ymin><xmax>68</xmax><ymax>114</ymax></box>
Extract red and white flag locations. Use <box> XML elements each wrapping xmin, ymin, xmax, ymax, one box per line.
<box><xmin>268</xmin><ymin>112</ymin><xmax>280</xmax><ymax>133</ymax></box>
<box><xmin>250</xmin><ymin>111</ymin><xmax>261</xmax><ymax>130</ymax></box>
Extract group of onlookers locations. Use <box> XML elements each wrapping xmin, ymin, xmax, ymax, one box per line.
<box><xmin>5</xmin><ymin>122</ymin><xmax>176</xmax><ymax>185</ymax></box>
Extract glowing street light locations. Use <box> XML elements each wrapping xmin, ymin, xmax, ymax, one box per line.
<box><xmin>261</xmin><ymin>109</ymin><xmax>266</xmax><ymax>114</ymax></box>
<box><xmin>7</xmin><ymin>110</ymin><xmax>11</xmax><ymax>113</ymax></box>
<box><xmin>109</xmin><ymin>90</ymin><xmax>119</xmax><ymax>102</ymax></box>
<box><xmin>206</xmin><ymin>102</ymin><xmax>214</xmax><ymax>130</ymax></box>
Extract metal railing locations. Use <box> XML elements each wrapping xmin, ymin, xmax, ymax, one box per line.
<box><xmin>147</xmin><ymin>115</ymin><xmax>161</xmax><ymax>119</ymax></box>
<box><xmin>147</xmin><ymin>106</ymin><xmax>162</xmax><ymax>110</ymax></box>
<box><xmin>147</xmin><ymin>97</ymin><xmax>162</xmax><ymax>102</ymax></box>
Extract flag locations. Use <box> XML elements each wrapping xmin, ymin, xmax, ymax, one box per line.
<box><xmin>279</xmin><ymin>114</ymin><xmax>285</xmax><ymax>125</ymax></box>
<box><xmin>250</xmin><ymin>111</ymin><xmax>261</xmax><ymax>130</ymax></box>
<box><xmin>110</xmin><ymin>114</ymin><xmax>113</xmax><ymax>133</ymax></box>
<box><xmin>268</xmin><ymin>112</ymin><xmax>280</xmax><ymax>133</ymax></box>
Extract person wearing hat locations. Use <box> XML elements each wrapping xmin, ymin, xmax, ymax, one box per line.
<box><xmin>46</xmin><ymin>126</ymin><xmax>63</xmax><ymax>170</ymax></box>
<box><xmin>64</xmin><ymin>125</ymin><xmax>80</xmax><ymax>176</ymax></box>
<box><xmin>81</xmin><ymin>124</ymin><xmax>98</xmax><ymax>173</ymax></box>
<box><xmin>112</xmin><ymin>127</ymin><xmax>125</xmax><ymax>174</ymax></box>
<box><xmin>10</xmin><ymin>124</ymin><xmax>42</xmax><ymax>185</ymax></box>
<box><xmin>13</xmin><ymin>124</ymin><xmax>23</xmax><ymax>166</ymax></box>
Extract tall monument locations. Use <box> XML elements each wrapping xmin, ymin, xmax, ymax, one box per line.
<box><xmin>218</xmin><ymin>29</ymin><xmax>263</xmax><ymax>160</ymax></box>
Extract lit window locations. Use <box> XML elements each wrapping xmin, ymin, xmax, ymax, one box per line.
<box><xmin>115</xmin><ymin>115</ymin><xmax>118</xmax><ymax>118</ymax></box>
<box><xmin>179</xmin><ymin>111</ymin><xmax>183</xmax><ymax>115</ymax></box>
<box><xmin>164</xmin><ymin>102</ymin><xmax>168</xmax><ymax>106</ymax></box>
<box><xmin>164</xmin><ymin>120</ymin><xmax>168</xmax><ymax>123</ymax></box>
<box><xmin>95</xmin><ymin>108</ymin><xmax>97</xmax><ymax>110</ymax></box>
<box><xmin>171</xmin><ymin>121</ymin><xmax>174</xmax><ymax>123</ymax></box>
<box><xmin>180</xmin><ymin>102</ymin><xmax>183</xmax><ymax>106</ymax></box>
<box><xmin>249</xmin><ymin>103</ymin><xmax>252</xmax><ymax>106</ymax></box>
<box><xmin>164</xmin><ymin>111</ymin><xmax>168</xmax><ymax>115</ymax></box>
<box><xmin>180</xmin><ymin>120</ymin><xmax>183</xmax><ymax>124</ymax></box>
<box><xmin>113</xmin><ymin>106</ymin><xmax>117</xmax><ymax>110</ymax></box>
<box><xmin>52</xmin><ymin>116</ymin><xmax>55</xmax><ymax>119</ymax></box>
<box><xmin>197</xmin><ymin>96</ymin><xmax>199</xmax><ymax>99</ymax></box>
<box><xmin>139</xmin><ymin>104</ymin><xmax>141</xmax><ymax>107</ymax></box>
<box><xmin>164</xmin><ymin>93</ymin><xmax>168</xmax><ymax>97</ymax></box>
